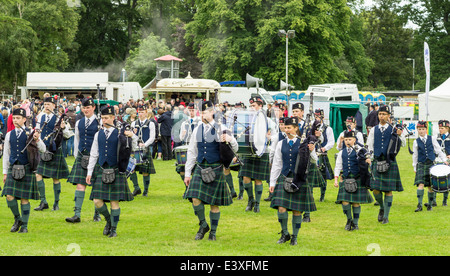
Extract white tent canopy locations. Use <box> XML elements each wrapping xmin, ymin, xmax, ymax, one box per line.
<box><xmin>418</xmin><ymin>77</ymin><xmax>450</xmax><ymax>121</ymax></box>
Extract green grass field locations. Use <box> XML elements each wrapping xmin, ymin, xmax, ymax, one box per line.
<box><xmin>0</xmin><ymin>142</ymin><xmax>449</xmax><ymax>256</ymax></box>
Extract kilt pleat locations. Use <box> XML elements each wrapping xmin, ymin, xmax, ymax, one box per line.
<box><xmin>1</xmin><ymin>164</ymin><xmax>39</xmax><ymax>200</ymax></box>
<box><xmin>308</xmin><ymin>162</ymin><xmax>327</xmax><ymax>188</ymax></box>
<box><xmin>318</xmin><ymin>154</ymin><xmax>334</xmax><ymax>180</ymax></box>
<box><xmin>336</xmin><ymin>177</ymin><xmax>374</xmax><ymax>204</ymax></box>
<box><xmin>239</xmin><ymin>153</ymin><xmax>270</xmax><ymax>181</ymax></box>
<box><xmin>183</xmin><ymin>162</ymin><xmax>233</xmax><ymax>206</ymax></box>
<box><xmin>67</xmin><ymin>154</ymin><xmax>90</xmax><ymax>186</ymax></box>
<box><xmin>89</xmin><ymin>164</ymin><xmax>134</xmax><ymax>202</ymax></box>
<box><xmin>270</xmin><ymin>174</ymin><xmax>317</xmax><ymax>212</ymax></box>
<box><xmin>36</xmin><ymin>148</ymin><xmax>69</xmax><ymax>179</ymax></box>
<box><xmin>414</xmin><ymin>161</ymin><xmax>434</xmax><ymax>187</ymax></box>
<box><xmin>370</xmin><ymin>160</ymin><xmax>403</xmax><ymax>192</ymax></box>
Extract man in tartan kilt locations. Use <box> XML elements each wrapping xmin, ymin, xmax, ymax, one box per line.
<box><xmin>66</xmin><ymin>98</ymin><xmax>101</xmax><ymax>223</ymax></box>
<box><xmin>412</xmin><ymin>121</ymin><xmax>447</xmax><ymax>212</ymax></box>
<box><xmin>86</xmin><ymin>106</ymin><xmax>136</xmax><ymax>238</ymax></box>
<box><xmin>129</xmin><ymin>104</ymin><xmax>156</xmax><ymax>197</ymax></box>
<box><xmin>313</xmin><ymin>109</ymin><xmax>334</xmax><ymax>202</ymax></box>
<box><xmin>334</xmin><ymin>129</ymin><xmax>373</xmax><ymax>231</ymax></box>
<box><xmin>269</xmin><ymin>117</ymin><xmax>317</xmax><ymax>246</ymax></box>
<box><xmin>434</xmin><ymin>119</ymin><xmax>450</xmax><ymax>206</ymax></box>
<box><xmin>183</xmin><ymin>101</ymin><xmax>238</xmax><ymax>241</ymax></box>
<box><xmin>240</xmin><ymin>96</ymin><xmax>273</xmax><ymax>213</ymax></box>
<box><xmin>366</xmin><ymin>105</ymin><xmax>405</xmax><ymax>224</ymax></box>
<box><xmin>2</xmin><ymin>108</ymin><xmax>46</xmax><ymax>233</ymax></box>
<box><xmin>34</xmin><ymin>96</ymin><xmax>71</xmax><ymax>211</ymax></box>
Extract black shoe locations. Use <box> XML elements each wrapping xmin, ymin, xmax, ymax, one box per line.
<box><xmin>208</xmin><ymin>232</ymin><xmax>216</xmax><ymax>241</ymax></box>
<box><xmin>415</xmin><ymin>204</ymin><xmax>423</xmax><ymax>212</ymax></box>
<box><xmin>10</xmin><ymin>218</ymin><xmax>23</xmax><ymax>232</ymax></box>
<box><xmin>277</xmin><ymin>232</ymin><xmax>291</xmax><ymax>244</ymax></box>
<box><xmin>432</xmin><ymin>201</ymin><xmax>437</xmax><ymax>207</ymax></box>
<box><xmin>108</xmin><ymin>227</ymin><xmax>117</xmax><ymax>238</ymax></box>
<box><xmin>290</xmin><ymin>235</ymin><xmax>298</xmax><ymax>246</ymax></box>
<box><xmin>253</xmin><ymin>203</ymin><xmax>260</xmax><ymax>213</ymax></box>
<box><xmin>264</xmin><ymin>193</ymin><xmax>273</xmax><ymax>202</ymax></box>
<box><xmin>443</xmin><ymin>201</ymin><xmax>448</xmax><ymax>207</ymax></box>
<box><xmin>382</xmin><ymin>217</ymin><xmax>389</xmax><ymax>224</ymax></box>
<box><xmin>345</xmin><ymin>219</ymin><xmax>352</xmax><ymax>231</ymax></box>
<box><xmin>237</xmin><ymin>195</ymin><xmax>244</xmax><ymax>200</ymax></box>
<box><xmin>351</xmin><ymin>221</ymin><xmax>359</xmax><ymax>231</ymax></box>
<box><xmin>66</xmin><ymin>215</ymin><xmax>81</xmax><ymax>223</ymax></box>
<box><xmin>18</xmin><ymin>227</ymin><xmax>28</xmax><ymax>233</ymax></box>
<box><xmin>377</xmin><ymin>209</ymin><xmax>384</xmax><ymax>222</ymax></box>
<box><xmin>34</xmin><ymin>201</ymin><xmax>49</xmax><ymax>211</ymax></box>
<box><xmin>143</xmin><ymin>190</ymin><xmax>148</xmax><ymax>197</ymax></box>
<box><xmin>245</xmin><ymin>199</ymin><xmax>255</xmax><ymax>212</ymax></box>
<box><xmin>103</xmin><ymin>221</ymin><xmax>111</xmax><ymax>235</ymax></box>
<box><xmin>319</xmin><ymin>195</ymin><xmax>325</xmax><ymax>202</ymax></box>
<box><xmin>52</xmin><ymin>201</ymin><xmax>59</xmax><ymax>211</ymax></box>
<box><xmin>93</xmin><ymin>211</ymin><xmax>102</xmax><ymax>222</ymax></box>
<box><xmin>195</xmin><ymin>223</ymin><xmax>210</xmax><ymax>240</ymax></box>
<box><xmin>302</xmin><ymin>216</ymin><xmax>311</xmax><ymax>223</ymax></box>
<box><xmin>132</xmin><ymin>189</ymin><xmax>142</xmax><ymax>196</ymax></box>
<box><xmin>427</xmin><ymin>204</ymin><xmax>433</xmax><ymax>211</ymax></box>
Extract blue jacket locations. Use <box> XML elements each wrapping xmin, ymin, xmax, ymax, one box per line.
<box><xmin>158</xmin><ymin>111</ymin><xmax>173</xmax><ymax>137</ymax></box>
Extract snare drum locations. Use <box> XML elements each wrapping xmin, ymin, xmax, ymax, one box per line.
<box><xmin>174</xmin><ymin>145</ymin><xmax>189</xmax><ymax>166</ymax></box>
<box><xmin>131</xmin><ymin>150</ymin><xmax>146</xmax><ymax>165</ymax></box>
<box><xmin>430</xmin><ymin>164</ymin><xmax>450</xmax><ymax>193</ymax></box>
<box><xmin>227</xmin><ymin>110</ymin><xmax>268</xmax><ymax>157</ymax></box>
<box><xmin>126</xmin><ymin>156</ymin><xmax>137</xmax><ymax>176</ymax></box>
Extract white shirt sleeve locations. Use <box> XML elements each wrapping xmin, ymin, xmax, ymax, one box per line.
<box><xmin>412</xmin><ymin>139</ymin><xmax>418</xmax><ymax>172</ymax></box>
<box><xmin>185</xmin><ymin>126</ymin><xmax>199</xmax><ymax>178</ymax></box>
<box><xmin>87</xmin><ymin>132</ymin><xmax>99</xmax><ymax>176</ymax></box>
<box><xmin>269</xmin><ymin>141</ymin><xmax>283</xmax><ymax>187</ymax></box>
<box><xmin>334</xmin><ymin>150</ymin><xmax>343</xmax><ymax>177</ymax></box>
<box><xmin>2</xmin><ymin>131</ymin><xmax>11</xmax><ymax>174</ymax></box>
<box><xmin>73</xmin><ymin>120</ymin><xmax>80</xmax><ymax>158</ymax></box>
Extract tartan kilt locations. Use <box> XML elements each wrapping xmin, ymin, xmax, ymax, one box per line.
<box><xmin>270</xmin><ymin>174</ymin><xmax>317</xmax><ymax>212</ymax></box>
<box><xmin>1</xmin><ymin>164</ymin><xmax>39</xmax><ymax>200</ymax></box>
<box><xmin>183</xmin><ymin>162</ymin><xmax>233</xmax><ymax>206</ymax></box>
<box><xmin>370</xmin><ymin>160</ymin><xmax>403</xmax><ymax>192</ymax></box>
<box><xmin>309</xmin><ymin>162</ymin><xmax>327</xmax><ymax>188</ymax></box>
<box><xmin>134</xmin><ymin>151</ymin><xmax>156</xmax><ymax>175</ymax></box>
<box><xmin>239</xmin><ymin>153</ymin><xmax>270</xmax><ymax>182</ymax></box>
<box><xmin>36</xmin><ymin>147</ymin><xmax>69</xmax><ymax>179</ymax></box>
<box><xmin>318</xmin><ymin>154</ymin><xmax>334</xmax><ymax>180</ymax></box>
<box><xmin>336</xmin><ymin>177</ymin><xmax>374</xmax><ymax>204</ymax></box>
<box><xmin>67</xmin><ymin>154</ymin><xmax>90</xmax><ymax>186</ymax></box>
<box><xmin>89</xmin><ymin>164</ymin><xmax>134</xmax><ymax>202</ymax></box>
<box><xmin>414</xmin><ymin>161</ymin><xmax>434</xmax><ymax>187</ymax></box>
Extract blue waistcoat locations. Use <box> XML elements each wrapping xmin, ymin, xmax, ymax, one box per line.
<box><xmin>342</xmin><ymin>148</ymin><xmax>359</xmax><ymax>178</ymax></box>
<box><xmin>196</xmin><ymin>123</ymin><xmax>221</xmax><ymax>164</ymax></box>
<box><xmin>78</xmin><ymin>117</ymin><xmax>99</xmax><ymax>153</ymax></box>
<box><xmin>281</xmin><ymin>138</ymin><xmax>300</xmax><ymax>176</ymax></box>
<box><xmin>373</xmin><ymin>124</ymin><xmax>393</xmax><ymax>158</ymax></box>
<box><xmin>40</xmin><ymin>114</ymin><xmax>57</xmax><ymax>147</ymax></box>
<box><xmin>9</xmin><ymin>128</ymin><xmax>29</xmax><ymax>165</ymax></box>
<box><xmin>135</xmin><ymin>120</ymin><xmax>150</xmax><ymax>143</ymax></box>
<box><xmin>417</xmin><ymin>136</ymin><xmax>436</xmax><ymax>163</ymax></box>
<box><xmin>98</xmin><ymin>128</ymin><xmax>119</xmax><ymax>167</ymax></box>
<box><xmin>437</xmin><ymin>134</ymin><xmax>450</xmax><ymax>155</ymax></box>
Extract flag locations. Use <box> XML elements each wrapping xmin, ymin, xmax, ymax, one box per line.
<box><xmin>424</xmin><ymin>42</ymin><xmax>430</xmax><ymax>120</ymax></box>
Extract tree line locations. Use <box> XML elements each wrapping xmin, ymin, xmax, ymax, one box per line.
<box><xmin>0</xmin><ymin>0</ymin><xmax>448</xmax><ymax>95</ymax></box>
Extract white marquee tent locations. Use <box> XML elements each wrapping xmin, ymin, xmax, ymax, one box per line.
<box><xmin>418</xmin><ymin>77</ymin><xmax>450</xmax><ymax>121</ymax></box>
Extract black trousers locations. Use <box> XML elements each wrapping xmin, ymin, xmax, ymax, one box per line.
<box><xmin>161</xmin><ymin>135</ymin><xmax>173</xmax><ymax>160</ymax></box>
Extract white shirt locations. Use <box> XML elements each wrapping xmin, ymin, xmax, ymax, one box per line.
<box><xmin>3</xmin><ymin>127</ymin><xmax>46</xmax><ymax>174</ymax></box>
<box><xmin>412</xmin><ymin>135</ymin><xmax>447</xmax><ymax>171</ymax></box>
<box><xmin>334</xmin><ymin>146</ymin><xmax>362</xmax><ymax>177</ymax></box>
<box><xmin>269</xmin><ymin>137</ymin><xmax>318</xmax><ymax>187</ymax></box>
<box><xmin>366</xmin><ymin>122</ymin><xmax>406</xmax><ymax>159</ymax></box>
<box><xmin>73</xmin><ymin>114</ymin><xmax>98</xmax><ymax>158</ymax></box>
<box><xmin>185</xmin><ymin>121</ymin><xmax>238</xmax><ymax>178</ymax></box>
<box><xmin>179</xmin><ymin>116</ymin><xmax>201</xmax><ymax>142</ymax></box>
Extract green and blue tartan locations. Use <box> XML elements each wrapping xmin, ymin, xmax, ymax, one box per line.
<box><xmin>318</xmin><ymin>154</ymin><xmax>334</xmax><ymax>180</ymax></box>
<box><xmin>336</xmin><ymin>177</ymin><xmax>374</xmax><ymax>204</ymax></box>
<box><xmin>370</xmin><ymin>160</ymin><xmax>403</xmax><ymax>192</ymax></box>
<box><xmin>414</xmin><ymin>161</ymin><xmax>434</xmax><ymax>187</ymax></box>
<box><xmin>239</xmin><ymin>153</ymin><xmax>270</xmax><ymax>182</ymax></box>
<box><xmin>270</xmin><ymin>173</ymin><xmax>317</xmax><ymax>212</ymax></box>
<box><xmin>133</xmin><ymin>150</ymin><xmax>156</xmax><ymax>175</ymax></box>
<box><xmin>36</xmin><ymin>147</ymin><xmax>69</xmax><ymax>179</ymax></box>
<box><xmin>183</xmin><ymin>162</ymin><xmax>233</xmax><ymax>206</ymax></box>
<box><xmin>1</xmin><ymin>164</ymin><xmax>39</xmax><ymax>200</ymax></box>
<box><xmin>89</xmin><ymin>164</ymin><xmax>134</xmax><ymax>202</ymax></box>
<box><xmin>67</xmin><ymin>152</ymin><xmax>90</xmax><ymax>186</ymax></box>
<box><xmin>308</xmin><ymin>162</ymin><xmax>327</xmax><ymax>188</ymax></box>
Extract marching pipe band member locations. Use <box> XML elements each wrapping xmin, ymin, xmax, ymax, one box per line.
<box><xmin>66</xmin><ymin>98</ymin><xmax>101</xmax><ymax>223</ymax></box>
<box><xmin>435</xmin><ymin>119</ymin><xmax>450</xmax><ymax>206</ymax></box>
<box><xmin>240</xmin><ymin>96</ymin><xmax>273</xmax><ymax>213</ymax></box>
<box><xmin>183</xmin><ymin>101</ymin><xmax>238</xmax><ymax>241</ymax></box>
<box><xmin>336</xmin><ymin>116</ymin><xmax>365</xmax><ymax>151</ymax></box>
<box><xmin>313</xmin><ymin>109</ymin><xmax>335</xmax><ymax>202</ymax></box>
<box><xmin>234</xmin><ymin>102</ymin><xmax>246</xmax><ymax>200</ymax></box>
<box><xmin>291</xmin><ymin>103</ymin><xmax>305</xmax><ymax>135</ymax></box>
<box><xmin>2</xmin><ymin>108</ymin><xmax>46</xmax><ymax>233</ymax></box>
<box><xmin>129</xmin><ymin>104</ymin><xmax>157</xmax><ymax>197</ymax></box>
<box><xmin>85</xmin><ymin>106</ymin><xmax>137</xmax><ymax>238</ymax></box>
<box><xmin>269</xmin><ymin>117</ymin><xmax>317</xmax><ymax>246</ymax></box>
<box><xmin>334</xmin><ymin>129</ymin><xmax>373</xmax><ymax>231</ymax></box>
<box><xmin>412</xmin><ymin>121</ymin><xmax>447</xmax><ymax>212</ymax></box>
<box><xmin>34</xmin><ymin>96</ymin><xmax>72</xmax><ymax>211</ymax></box>
<box><xmin>366</xmin><ymin>105</ymin><xmax>406</xmax><ymax>224</ymax></box>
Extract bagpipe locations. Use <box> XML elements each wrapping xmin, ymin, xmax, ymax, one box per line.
<box><xmin>104</xmin><ymin>120</ymin><xmax>133</xmax><ymax>174</ymax></box>
<box><xmin>293</xmin><ymin>93</ymin><xmax>321</xmax><ymax>188</ymax></box>
<box><xmin>386</xmin><ymin>103</ymin><xmax>414</xmax><ymax>163</ymax></box>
